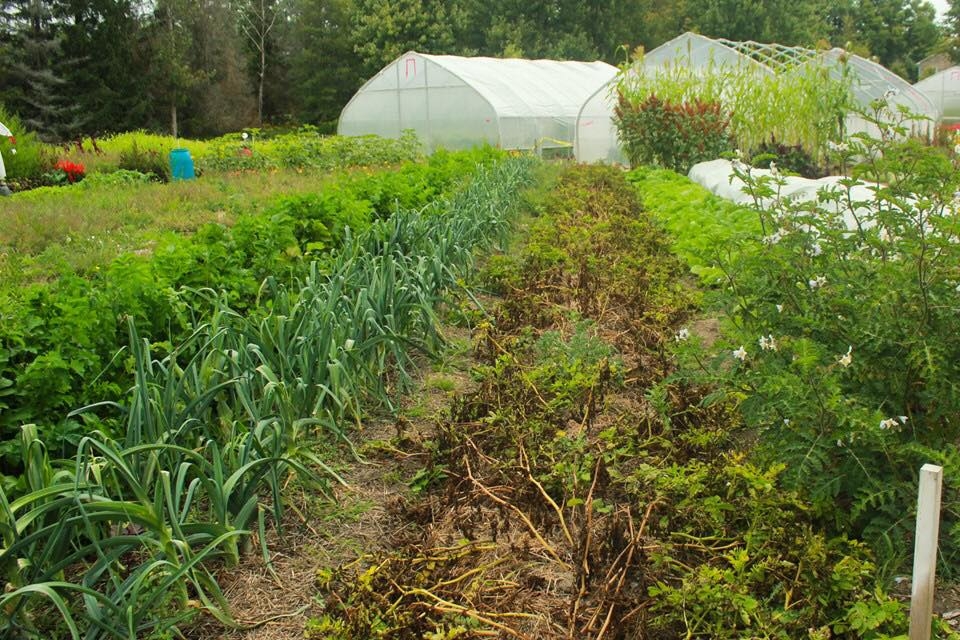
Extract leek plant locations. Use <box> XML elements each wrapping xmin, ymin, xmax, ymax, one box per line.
<box><xmin>0</xmin><ymin>155</ymin><xmax>536</xmax><ymax>639</ymax></box>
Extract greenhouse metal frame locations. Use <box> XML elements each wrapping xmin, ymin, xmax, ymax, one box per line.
<box><xmin>338</xmin><ymin>51</ymin><xmax>618</xmax><ymax>152</ymax></box>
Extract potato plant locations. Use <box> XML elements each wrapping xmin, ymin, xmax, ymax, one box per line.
<box><xmin>660</xmin><ymin>101</ymin><xmax>960</xmax><ymax>581</ymax></box>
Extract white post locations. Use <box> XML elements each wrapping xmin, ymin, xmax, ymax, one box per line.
<box><xmin>909</xmin><ymin>463</ymin><xmax>943</xmax><ymax>640</ymax></box>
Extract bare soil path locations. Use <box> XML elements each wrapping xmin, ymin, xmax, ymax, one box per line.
<box><xmin>191</xmin><ymin>327</ymin><xmax>478</xmax><ymax>640</ymax></box>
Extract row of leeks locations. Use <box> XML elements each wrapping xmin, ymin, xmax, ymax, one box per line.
<box><xmin>0</xmin><ymin>155</ymin><xmax>537</xmax><ymax>639</ymax></box>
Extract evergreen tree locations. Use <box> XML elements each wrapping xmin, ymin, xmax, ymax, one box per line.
<box><xmin>60</xmin><ymin>0</ymin><xmax>153</xmax><ymax>134</ymax></box>
<box><xmin>0</xmin><ymin>0</ymin><xmax>79</xmax><ymax>140</ymax></box>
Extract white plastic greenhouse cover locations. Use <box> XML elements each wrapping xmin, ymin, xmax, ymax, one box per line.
<box><xmin>817</xmin><ymin>49</ymin><xmax>939</xmax><ymax>137</ymax></box>
<box><xmin>644</xmin><ymin>32</ymin><xmax>773</xmax><ymax>70</ymax></box>
<box><xmin>574</xmin><ymin>34</ymin><xmax>938</xmax><ymax>163</ymax></box>
<box><xmin>914</xmin><ymin>66</ymin><xmax>960</xmax><ymax>126</ymax></box>
<box><xmin>338</xmin><ymin>51</ymin><xmax>617</xmax><ymax>151</ymax></box>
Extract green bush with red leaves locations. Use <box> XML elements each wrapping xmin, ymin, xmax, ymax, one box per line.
<box><xmin>614</xmin><ymin>93</ymin><xmax>733</xmax><ymax>173</ymax></box>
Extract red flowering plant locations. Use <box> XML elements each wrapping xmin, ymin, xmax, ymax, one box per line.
<box><xmin>50</xmin><ymin>159</ymin><xmax>86</xmax><ymax>184</ymax></box>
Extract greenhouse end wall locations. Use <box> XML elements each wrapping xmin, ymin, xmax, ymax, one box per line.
<box><xmin>338</xmin><ymin>56</ymin><xmax>500</xmax><ymax>150</ymax></box>
<box><xmin>575</xmin><ymin>80</ymin><xmax>626</xmax><ymax>163</ymax></box>
<box><xmin>914</xmin><ymin>66</ymin><xmax>960</xmax><ymax>126</ymax></box>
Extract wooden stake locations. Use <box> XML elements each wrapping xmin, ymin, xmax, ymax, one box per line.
<box><xmin>909</xmin><ymin>463</ymin><xmax>943</xmax><ymax>640</ymax></box>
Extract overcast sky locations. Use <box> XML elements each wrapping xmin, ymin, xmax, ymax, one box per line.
<box><xmin>930</xmin><ymin>0</ymin><xmax>949</xmax><ymax>19</ymax></box>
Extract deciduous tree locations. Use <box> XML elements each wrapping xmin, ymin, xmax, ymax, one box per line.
<box><xmin>234</xmin><ymin>0</ymin><xmax>287</xmax><ymax>124</ymax></box>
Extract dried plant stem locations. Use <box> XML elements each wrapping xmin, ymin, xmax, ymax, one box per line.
<box><xmin>463</xmin><ymin>455</ymin><xmax>571</xmax><ymax>570</ymax></box>
<box><xmin>399</xmin><ymin>587</ymin><xmax>538</xmax><ymax>639</ymax></box>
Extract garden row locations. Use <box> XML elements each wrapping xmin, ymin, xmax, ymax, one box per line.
<box><xmin>303</xmin><ymin>164</ymin><xmax>916</xmax><ymax>639</ymax></box>
<box><xmin>0</xmin><ymin>150</ymin><xmax>535</xmax><ymax>638</ymax></box>
<box><xmin>614</xmin><ymin>45</ymin><xmax>959</xmax><ymax>607</ymax></box>
<box><xmin>628</xmin><ymin>115</ymin><xmax>960</xmax><ymax>586</ymax></box>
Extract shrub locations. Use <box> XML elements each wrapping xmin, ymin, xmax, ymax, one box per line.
<box><xmin>0</xmin><ymin>106</ymin><xmax>51</xmax><ymax>183</ymax></box>
<box><xmin>118</xmin><ymin>139</ymin><xmax>170</xmax><ymax>181</ymax></box>
<box><xmin>614</xmin><ymin>93</ymin><xmax>732</xmax><ymax>173</ymax></box>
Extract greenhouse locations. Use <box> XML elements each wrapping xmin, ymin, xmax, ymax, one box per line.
<box><xmin>338</xmin><ymin>51</ymin><xmax>617</xmax><ymax>153</ymax></box>
<box><xmin>574</xmin><ymin>32</ymin><xmax>938</xmax><ymax>163</ymax></box>
<box><xmin>914</xmin><ymin>66</ymin><xmax>960</xmax><ymax>127</ymax></box>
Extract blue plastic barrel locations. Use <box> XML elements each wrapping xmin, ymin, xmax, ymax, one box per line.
<box><xmin>169</xmin><ymin>148</ymin><xmax>195</xmax><ymax>181</ymax></box>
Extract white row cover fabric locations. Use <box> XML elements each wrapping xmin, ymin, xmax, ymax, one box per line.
<box><xmin>914</xmin><ymin>66</ymin><xmax>960</xmax><ymax>126</ymax></box>
<box><xmin>338</xmin><ymin>51</ymin><xmax>617</xmax><ymax>151</ymax></box>
<box><xmin>688</xmin><ymin>159</ymin><xmax>878</xmax><ymax>231</ymax></box>
<box><xmin>575</xmin><ymin>33</ymin><xmax>937</xmax><ymax>163</ymax></box>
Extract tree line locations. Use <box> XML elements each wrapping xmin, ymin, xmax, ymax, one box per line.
<box><xmin>0</xmin><ymin>0</ymin><xmax>953</xmax><ymax>141</ymax></box>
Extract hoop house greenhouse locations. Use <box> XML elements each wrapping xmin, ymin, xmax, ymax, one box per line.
<box><xmin>575</xmin><ymin>32</ymin><xmax>938</xmax><ymax>163</ymax></box>
<box><xmin>338</xmin><ymin>52</ymin><xmax>617</xmax><ymax>152</ymax></box>
<box><xmin>914</xmin><ymin>66</ymin><xmax>960</xmax><ymax>127</ymax></box>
